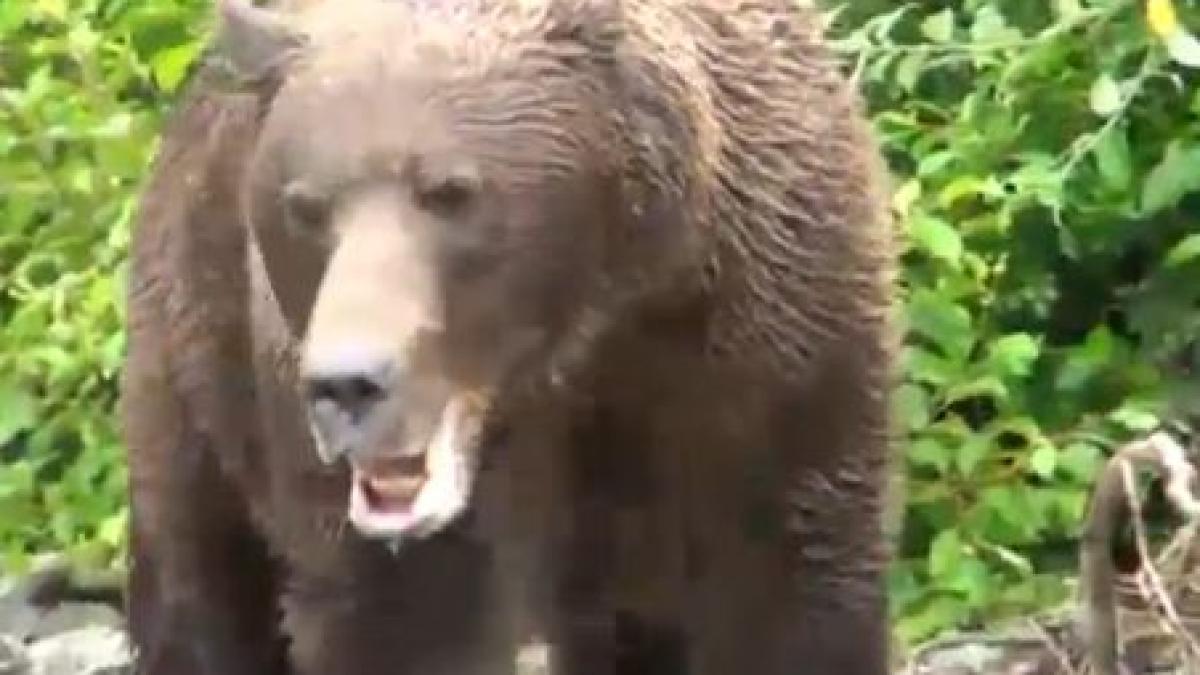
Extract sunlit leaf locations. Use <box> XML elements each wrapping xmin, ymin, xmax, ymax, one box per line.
<box><xmin>1165</xmin><ymin>234</ymin><xmax>1200</xmax><ymax>266</ymax></box>
<box><xmin>894</xmin><ymin>384</ymin><xmax>932</xmax><ymax>431</ymax></box>
<box><xmin>0</xmin><ymin>382</ymin><xmax>36</xmax><ymax>446</ymax></box>
<box><xmin>1093</xmin><ymin>127</ymin><xmax>1132</xmax><ymax>190</ymax></box>
<box><xmin>1028</xmin><ymin>443</ymin><xmax>1057</xmax><ymax>480</ymax></box>
<box><xmin>921</xmin><ymin>9</ymin><xmax>955</xmax><ymax>43</ymax></box>
<box><xmin>909</xmin><ymin>438</ymin><xmax>952</xmax><ymax>474</ymax></box>
<box><xmin>1059</xmin><ymin>443</ymin><xmax>1104</xmax><ymax>483</ymax></box>
<box><xmin>1141</xmin><ymin>141</ymin><xmax>1200</xmax><ymax>214</ymax></box>
<box><xmin>895</xmin><ymin>52</ymin><xmax>928</xmax><ymax>92</ymax></box>
<box><xmin>1166</xmin><ymin>29</ymin><xmax>1200</xmax><ymax>68</ymax></box>
<box><xmin>909</xmin><ymin>213</ymin><xmax>963</xmax><ymax>264</ymax></box>
<box><xmin>1089</xmin><ymin>74</ymin><xmax>1122</xmax><ymax>116</ymax></box>
<box><xmin>1110</xmin><ymin>404</ymin><xmax>1160</xmax><ymax>432</ymax></box>
<box><xmin>929</xmin><ymin>529</ymin><xmax>963</xmax><ymax>577</ymax></box>
<box><xmin>955</xmin><ymin>433</ymin><xmax>993</xmax><ymax>476</ymax></box>
<box><xmin>150</xmin><ymin>42</ymin><xmax>202</xmax><ymax>94</ymax></box>
<box><xmin>891</xmin><ymin>178</ymin><xmax>921</xmax><ymax>217</ymax></box>
<box><xmin>906</xmin><ymin>291</ymin><xmax>974</xmax><ymax>361</ymax></box>
<box><xmin>988</xmin><ymin>333</ymin><xmax>1040</xmax><ymax>379</ymax></box>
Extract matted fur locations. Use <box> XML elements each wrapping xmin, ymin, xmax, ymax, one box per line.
<box><xmin>121</xmin><ymin>0</ymin><xmax>898</xmax><ymax>673</ymax></box>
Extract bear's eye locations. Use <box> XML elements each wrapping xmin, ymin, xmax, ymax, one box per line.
<box><xmin>282</xmin><ymin>182</ymin><xmax>331</xmax><ymax>232</ymax></box>
<box><xmin>416</xmin><ymin>166</ymin><xmax>479</xmax><ymax>216</ymax></box>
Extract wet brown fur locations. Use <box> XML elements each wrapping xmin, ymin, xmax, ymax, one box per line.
<box><xmin>121</xmin><ymin>0</ymin><xmax>897</xmax><ymax>673</ymax></box>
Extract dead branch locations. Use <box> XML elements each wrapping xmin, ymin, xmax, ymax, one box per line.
<box><xmin>1079</xmin><ymin>430</ymin><xmax>1200</xmax><ymax>675</ymax></box>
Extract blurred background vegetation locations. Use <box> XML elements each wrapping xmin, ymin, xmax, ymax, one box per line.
<box><xmin>0</xmin><ymin>0</ymin><xmax>1198</xmax><ymax>650</ymax></box>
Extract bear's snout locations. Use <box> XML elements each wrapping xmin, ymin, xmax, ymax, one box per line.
<box><xmin>300</xmin><ymin>339</ymin><xmax>491</xmax><ymax>540</ymax></box>
<box><xmin>303</xmin><ymin>342</ymin><xmax>397</xmax><ymax>459</ymax></box>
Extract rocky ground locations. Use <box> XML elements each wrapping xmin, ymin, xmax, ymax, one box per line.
<box><xmin>0</xmin><ymin>560</ymin><xmax>130</xmax><ymax>675</ymax></box>
<box><xmin>0</xmin><ymin>558</ymin><xmax>1072</xmax><ymax>675</ymax></box>
<box><xmin>0</xmin><ymin>559</ymin><xmax>1125</xmax><ymax>675</ymax></box>
<box><xmin>0</xmin><ymin>572</ymin><xmax>1186</xmax><ymax>675</ymax></box>
<box><xmin>1</xmin><ymin>432</ymin><xmax>1194</xmax><ymax>675</ymax></box>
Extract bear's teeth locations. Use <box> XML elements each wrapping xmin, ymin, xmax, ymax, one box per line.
<box><xmin>371</xmin><ymin>474</ymin><xmax>425</xmax><ymax>494</ymax></box>
<box><xmin>359</xmin><ymin>472</ymin><xmax>425</xmax><ymax>509</ymax></box>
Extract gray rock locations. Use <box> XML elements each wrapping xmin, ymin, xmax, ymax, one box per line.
<box><xmin>0</xmin><ymin>634</ymin><xmax>31</xmax><ymax>675</ymax></box>
<box><xmin>0</xmin><ymin>559</ymin><xmax>133</xmax><ymax>675</ymax></box>
<box><xmin>25</xmin><ymin>605</ymin><xmax>123</xmax><ymax>644</ymax></box>
<box><xmin>25</xmin><ymin>627</ymin><xmax>131</xmax><ymax>675</ymax></box>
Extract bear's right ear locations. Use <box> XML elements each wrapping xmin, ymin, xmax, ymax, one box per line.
<box><xmin>211</xmin><ymin>0</ymin><xmax>308</xmax><ymax>94</ymax></box>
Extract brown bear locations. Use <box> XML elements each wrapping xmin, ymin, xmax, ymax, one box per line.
<box><xmin>119</xmin><ymin>0</ymin><xmax>898</xmax><ymax>673</ymax></box>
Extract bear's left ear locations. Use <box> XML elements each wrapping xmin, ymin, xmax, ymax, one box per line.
<box><xmin>211</xmin><ymin>0</ymin><xmax>309</xmax><ymax>94</ymax></box>
<box><xmin>541</xmin><ymin>0</ymin><xmax>625</xmax><ymax>65</ymax></box>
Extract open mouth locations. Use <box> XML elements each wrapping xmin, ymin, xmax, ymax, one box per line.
<box><xmin>355</xmin><ymin>454</ymin><xmax>427</xmax><ymax>511</ymax></box>
<box><xmin>345</xmin><ymin>392</ymin><xmax>490</xmax><ymax>542</ymax></box>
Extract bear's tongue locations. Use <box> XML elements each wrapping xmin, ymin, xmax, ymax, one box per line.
<box><xmin>354</xmin><ymin>456</ymin><xmax>427</xmax><ymax>512</ymax></box>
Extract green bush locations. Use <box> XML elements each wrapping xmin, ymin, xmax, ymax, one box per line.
<box><xmin>0</xmin><ymin>0</ymin><xmax>1197</xmax><ymax>648</ymax></box>
<box><xmin>0</xmin><ymin>0</ymin><xmax>208</xmax><ymax>573</ymax></box>
<box><xmin>826</xmin><ymin>0</ymin><xmax>1200</xmax><ymax>643</ymax></box>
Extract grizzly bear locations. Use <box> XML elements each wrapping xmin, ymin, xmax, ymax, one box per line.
<box><xmin>119</xmin><ymin>0</ymin><xmax>897</xmax><ymax>673</ymax></box>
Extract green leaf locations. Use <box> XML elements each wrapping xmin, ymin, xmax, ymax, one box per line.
<box><xmin>938</xmin><ymin>175</ymin><xmax>1005</xmax><ymax>208</ymax></box>
<box><xmin>1089</xmin><ymin>74</ymin><xmax>1122</xmax><ymax>117</ymax></box>
<box><xmin>918</xmin><ymin>150</ymin><xmax>956</xmax><ymax>177</ymax></box>
<box><xmin>921</xmin><ymin>9</ymin><xmax>955</xmax><ymax>44</ymax></box>
<box><xmin>904</xmin><ymin>347</ymin><xmax>959</xmax><ymax>387</ymax></box>
<box><xmin>98</xmin><ymin>507</ymin><xmax>128</xmax><ymax>549</ymax></box>
<box><xmin>0</xmin><ymin>3</ymin><xmax>30</xmax><ymax>35</ymax></box>
<box><xmin>1055</xmin><ymin>0</ymin><xmax>1082</xmax><ymax>19</ymax></box>
<box><xmin>32</xmin><ymin>0</ymin><xmax>66</xmax><ymax>22</ymax></box>
<box><xmin>1141</xmin><ymin>141</ymin><xmax>1200</xmax><ymax>214</ymax></box>
<box><xmin>946</xmin><ymin>558</ymin><xmax>991</xmax><ymax>606</ymax></box>
<box><xmin>955</xmin><ymin>433</ymin><xmax>992</xmax><ymax>476</ymax></box>
<box><xmin>1166</xmin><ymin>29</ymin><xmax>1200</xmax><ymax>68</ymax></box>
<box><xmin>988</xmin><ymin>333</ymin><xmax>1040</xmax><ymax>379</ymax></box>
<box><xmin>895</xmin><ymin>595</ymin><xmax>968</xmax><ymax>644</ymax></box>
<box><xmin>994</xmin><ymin>417</ymin><xmax>1045</xmax><ymax>445</ymax></box>
<box><xmin>943</xmin><ymin>375</ymin><xmax>1008</xmax><ymax>405</ymax></box>
<box><xmin>150</xmin><ymin>42</ymin><xmax>202</xmax><ymax>94</ymax></box>
<box><xmin>1165</xmin><ymin>234</ymin><xmax>1200</xmax><ymax>266</ymax></box>
<box><xmin>894</xmin><ymin>384</ymin><xmax>932</xmax><ymax>431</ymax></box>
<box><xmin>1056</xmin><ymin>327</ymin><xmax>1117</xmax><ymax>391</ymax></box>
<box><xmin>909</xmin><ymin>438</ymin><xmax>952</xmax><ymax>475</ymax></box>
<box><xmin>1093</xmin><ymin>128</ymin><xmax>1132</xmax><ymax>191</ymax></box>
<box><xmin>0</xmin><ymin>382</ymin><xmax>36</xmax><ymax>446</ymax></box>
<box><xmin>1059</xmin><ymin>443</ymin><xmax>1103</xmax><ymax>482</ymax></box>
<box><xmin>1028</xmin><ymin>443</ymin><xmax>1057</xmax><ymax>480</ymax></box>
<box><xmin>928</xmin><ymin>529</ymin><xmax>963</xmax><ymax>578</ymax></box>
<box><xmin>892</xmin><ymin>178</ymin><xmax>921</xmax><ymax>216</ymax></box>
<box><xmin>91</xmin><ymin>113</ymin><xmax>133</xmax><ymax>139</ymax></box>
<box><xmin>969</xmin><ymin>6</ymin><xmax>1019</xmax><ymax>45</ymax></box>
<box><xmin>896</xmin><ymin>52</ymin><xmax>927</xmax><ymax>92</ymax></box>
<box><xmin>908</xmin><ymin>214</ymin><xmax>963</xmax><ymax>264</ymax></box>
<box><xmin>906</xmin><ymin>291</ymin><xmax>974</xmax><ymax>361</ymax></box>
<box><xmin>1110</xmin><ymin>405</ymin><xmax>1159</xmax><ymax>432</ymax></box>
<box><xmin>981</xmin><ymin>486</ymin><xmax>1044</xmax><ymax>540</ymax></box>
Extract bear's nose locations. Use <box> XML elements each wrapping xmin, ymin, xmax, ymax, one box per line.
<box><xmin>303</xmin><ymin>348</ymin><xmax>394</xmax><ymax>423</ymax></box>
<box><xmin>306</xmin><ymin>372</ymin><xmax>388</xmax><ymax>421</ymax></box>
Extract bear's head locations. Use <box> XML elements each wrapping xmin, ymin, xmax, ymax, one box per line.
<box><xmin>214</xmin><ymin>0</ymin><xmax>674</xmax><ymax>544</ymax></box>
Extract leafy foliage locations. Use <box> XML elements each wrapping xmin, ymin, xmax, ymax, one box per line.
<box><xmin>0</xmin><ymin>0</ymin><xmax>209</xmax><ymax>574</ymax></box>
<box><xmin>0</xmin><ymin>0</ymin><xmax>1197</xmax><ymax>648</ymax></box>
<box><xmin>825</xmin><ymin>0</ymin><xmax>1200</xmax><ymax>644</ymax></box>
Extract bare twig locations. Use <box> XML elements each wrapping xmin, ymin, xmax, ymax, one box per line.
<box><xmin>1118</xmin><ymin>459</ymin><xmax>1200</xmax><ymax>660</ymax></box>
<box><xmin>1024</xmin><ymin>617</ymin><xmax>1076</xmax><ymax>674</ymax></box>
<box><xmin>1079</xmin><ymin>430</ymin><xmax>1200</xmax><ymax>675</ymax></box>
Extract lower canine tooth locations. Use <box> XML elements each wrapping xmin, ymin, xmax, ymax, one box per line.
<box><xmin>370</xmin><ymin>475</ymin><xmax>424</xmax><ymax>495</ymax></box>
